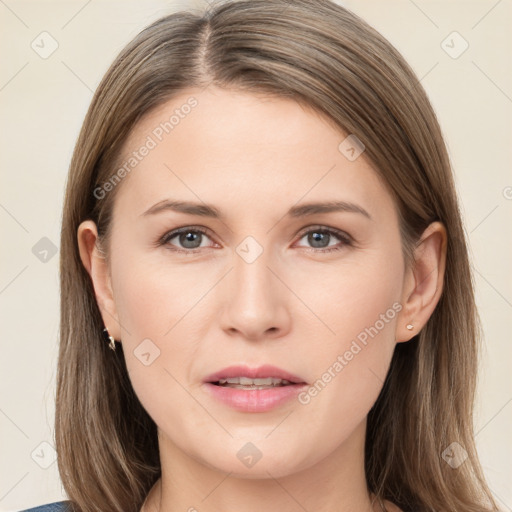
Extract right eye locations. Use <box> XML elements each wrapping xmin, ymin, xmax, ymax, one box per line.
<box><xmin>157</xmin><ymin>226</ymin><xmax>218</xmax><ymax>254</ymax></box>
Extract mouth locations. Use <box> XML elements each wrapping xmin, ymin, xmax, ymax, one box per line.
<box><xmin>211</xmin><ymin>376</ymin><xmax>299</xmax><ymax>390</ymax></box>
<box><xmin>202</xmin><ymin>365</ymin><xmax>308</xmax><ymax>412</ymax></box>
<box><xmin>203</xmin><ymin>364</ymin><xmax>307</xmax><ymax>387</ymax></box>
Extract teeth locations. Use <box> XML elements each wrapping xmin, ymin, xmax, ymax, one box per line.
<box><xmin>217</xmin><ymin>377</ymin><xmax>292</xmax><ymax>386</ymax></box>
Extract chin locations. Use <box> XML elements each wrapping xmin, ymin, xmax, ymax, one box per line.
<box><xmin>198</xmin><ymin>443</ymin><xmax>316</xmax><ymax>480</ymax></box>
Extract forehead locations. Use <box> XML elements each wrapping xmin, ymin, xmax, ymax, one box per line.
<box><xmin>111</xmin><ymin>86</ymin><xmax>396</xmax><ymax>223</ymax></box>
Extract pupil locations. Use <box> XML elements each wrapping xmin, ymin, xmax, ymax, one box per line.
<box><xmin>181</xmin><ymin>231</ymin><xmax>201</xmax><ymax>248</ymax></box>
<box><xmin>309</xmin><ymin>231</ymin><xmax>329</xmax><ymax>248</ymax></box>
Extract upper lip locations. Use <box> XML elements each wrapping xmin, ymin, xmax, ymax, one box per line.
<box><xmin>204</xmin><ymin>364</ymin><xmax>307</xmax><ymax>384</ymax></box>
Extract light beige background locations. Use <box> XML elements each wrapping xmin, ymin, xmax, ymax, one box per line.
<box><xmin>0</xmin><ymin>1</ymin><xmax>511</xmax><ymax>511</ymax></box>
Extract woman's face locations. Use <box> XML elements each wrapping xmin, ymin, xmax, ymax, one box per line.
<box><xmin>90</xmin><ymin>86</ymin><xmax>412</xmax><ymax>477</ymax></box>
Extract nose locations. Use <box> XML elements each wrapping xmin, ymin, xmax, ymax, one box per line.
<box><xmin>219</xmin><ymin>246</ymin><xmax>291</xmax><ymax>342</ymax></box>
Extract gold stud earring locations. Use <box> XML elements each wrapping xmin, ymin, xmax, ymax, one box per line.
<box><xmin>103</xmin><ymin>328</ymin><xmax>116</xmax><ymax>351</ymax></box>
<box><xmin>406</xmin><ymin>324</ymin><xmax>414</xmax><ymax>331</ymax></box>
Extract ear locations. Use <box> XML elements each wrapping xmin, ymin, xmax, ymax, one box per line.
<box><xmin>77</xmin><ymin>220</ymin><xmax>122</xmax><ymax>341</ymax></box>
<box><xmin>396</xmin><ymin>221</ymin><xmax>447</xmax><ymax>343</ymax></box>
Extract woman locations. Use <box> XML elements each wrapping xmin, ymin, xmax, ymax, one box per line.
<box><xmin>22</xmin><ymin>0</ymin><xmax>500</xmax><ymax>511</ymax></box>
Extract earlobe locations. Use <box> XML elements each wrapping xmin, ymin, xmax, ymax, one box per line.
<box><xmin>396</xmin><ymin>221</ymin><xmax>447</xmax><ymax>343</ymax></box>
<box><xmin>77</xmin><ymin>220</ymin><xmax>122</xmax><ymax>341</ymax></box>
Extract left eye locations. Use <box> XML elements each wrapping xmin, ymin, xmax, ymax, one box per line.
<box><xmin>294</xmin><ymin>227</ymin><xmax>351</xmax><ymax>252</ymax></box>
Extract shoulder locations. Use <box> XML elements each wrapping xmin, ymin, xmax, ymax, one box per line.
<box><xmin>19</xmin><ymin>501</ymin><xmax>73</xmax><ymax>512</ymax></box>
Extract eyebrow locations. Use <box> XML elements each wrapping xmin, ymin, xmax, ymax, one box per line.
<box><xmin>141</xmin><ymin>199</ymin><xmax>372</xmax><ymax>220</ymax></box>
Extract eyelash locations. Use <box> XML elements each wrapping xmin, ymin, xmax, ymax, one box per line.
<box><xmin>156</xmin><ymin>225</ymin><xmax>353</xmax><ymax>255</ymax></box>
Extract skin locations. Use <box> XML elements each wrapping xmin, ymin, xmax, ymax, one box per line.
<box><xmin>78</xmin><ymin>86</ymin><xmax>446</xmax><ymax>512</ymax></box>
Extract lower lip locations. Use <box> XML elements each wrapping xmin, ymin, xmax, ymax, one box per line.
<box><xmin>202</xmin><ymin>382</ymin><xmax>307</xmax><ymax>412</ymax></box>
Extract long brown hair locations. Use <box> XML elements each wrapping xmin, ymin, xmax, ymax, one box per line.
<box><xmin>56</xmin><ymin>1</ymin><xmax>499</xmax><ymax>511</ymax></box>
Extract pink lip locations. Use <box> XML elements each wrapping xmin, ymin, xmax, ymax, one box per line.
<box><xmin>202</xmin><ymin>364</ymin><xmax>308</xmax><ymax>413</ymax></box>
<box><xmin>203</xmin><ymin>364</ymin><xmax>306</xmax><ymax>384</ymax></box>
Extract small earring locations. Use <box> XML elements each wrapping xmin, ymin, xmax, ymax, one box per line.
<box><xmin>406</xmin><ymin>324</ymin><xmax>414</xmax><ymax>331</ymax></box>
<box><xmin>102</xmin><ymin>328</ymin><xmax>116</xmax><ymax>351</ymax></box>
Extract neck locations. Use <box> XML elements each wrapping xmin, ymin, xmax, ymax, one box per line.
<box><xmin>143</xmin><ymin>420</ymin><xmax>385</xmax><ymax>512</ymax></box>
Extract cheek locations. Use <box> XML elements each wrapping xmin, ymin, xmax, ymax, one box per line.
<box><xmin>290</xmin><ymin>241</ymin><xmax>403</xmax><ymax>354</ymax></box>
<box><xmin>111</xmin><ymin>247</ymin><xmax>215</xmax><ymax>339</ymax></box>
<box><xmin>109</xmin><ymin>249</ymin><xmax>218</xmax><ymax>417</ymax></box>
<box><xmin>292</xmin><ymin>244</ymin><xmax>403</xmax><ymax>426</ymax></box>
